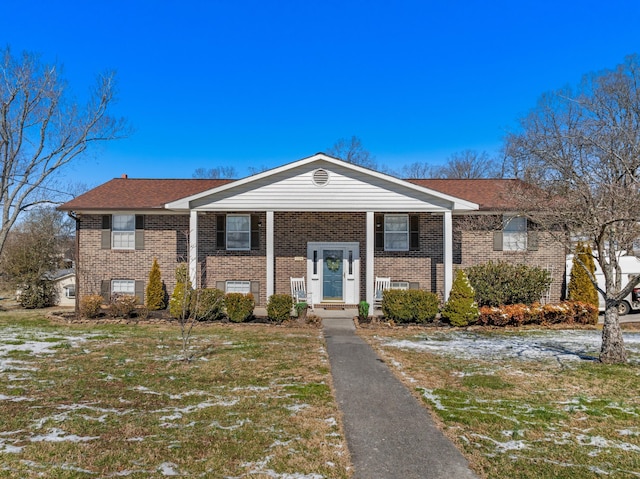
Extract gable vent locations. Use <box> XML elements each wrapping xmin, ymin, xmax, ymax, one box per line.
<box><xmin>312</xmin><ymin>168</ymin><xmax>330</xmax><ymax>186</ymax></box>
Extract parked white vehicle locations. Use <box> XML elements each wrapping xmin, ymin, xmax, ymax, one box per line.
<box><xmin>566</xmin><ymin>253</ymin><xmax>640</xmax><ymax>315</ymax></box>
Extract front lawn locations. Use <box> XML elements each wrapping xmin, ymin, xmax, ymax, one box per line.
<box><xmin>360</xmin><ymin>326</ymin><xmax>640</xmax><ymax>479</ymax></box>
<box><xmin>0</xmin><ymin>311</ymin><xmax>350</xmax><ymax>478</ymax></box>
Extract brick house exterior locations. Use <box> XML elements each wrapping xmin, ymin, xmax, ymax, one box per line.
<box><xmin>60</xmin><ymin>154</ymin><xmax>565</xmax><ymax>308</ymax></box>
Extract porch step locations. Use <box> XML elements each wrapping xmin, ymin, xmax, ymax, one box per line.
<box><xmin>316</xmin><ymin>303</ymin><xmax>358</xmax><ymax>310</ymax></box>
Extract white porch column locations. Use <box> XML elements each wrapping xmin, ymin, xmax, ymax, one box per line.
<box><xmin>443</xmin><ymin>210</ymin><xmax>453</xmax><ymax>302</ymax></box>
<box><xmin>366</xmin><ymin>211</ymin><xmax>375</xmax><ymax>308</ymax></box>
<box><xmin>266</xmin><ymin>211</ymin><xmax>275</xmax><ymax>299</ymax></box>
<box><xmin>189</xmin><ymin>210</ymin><xmax>198</xmax><ymax>288</ymax></box>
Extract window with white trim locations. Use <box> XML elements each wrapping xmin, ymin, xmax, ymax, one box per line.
<box><xmin>225</xmin><ymin>280</ymin><xmax>251</xmax><ymax>294</ymax></box>
<box><xmin>112</xmin><ymin>215</ymin><xmax>135</xmax><ymax>250</ymax></box>
<box><xmin>64</xmin><ymin>285</ymin><xmax>76</xmax><ymax>299</ymax></box>
<box><xmin>503</xmin><ymin>216</ymin><xmax>527</xmax><ymax>251</ymax></box>
<box><xmin>226</xmin><ymin>215</ymin><xmax>251</xmax><ymax>250</ymax></box>
<box><xmin>112</xmin><ymin>279</ymin><xmax>135</xmax><ymax>294</ymax></box>
<box><xmin>384</xmin><ymin>214</ymin><xmax>409</xmax><ymax>251</ymax></box>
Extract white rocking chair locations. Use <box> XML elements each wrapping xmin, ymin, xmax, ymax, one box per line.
<box><xmin>290</xmin><ymin>277</ymin><xmax>314</xmax><ymax>310</ymax></box>
<box><xmin>373</xmin><ymin>277</ymin><xmax>391</xmax><ymax>309</ymax></box>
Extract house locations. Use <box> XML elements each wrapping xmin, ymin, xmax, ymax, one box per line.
<box><xmin>58</xmin><ymin>153</ymin><xmax>565</xmax><ymax>309</ymax></box>
<box><xmin>50</xmin><ymin>268</ymin><xmax>76</xmax><ymax>307</ymax></box>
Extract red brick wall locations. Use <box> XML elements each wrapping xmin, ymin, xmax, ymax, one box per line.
<box><xmin>76</xmin><ymin>214</ymin><xmax>189</xmax><ymax>300</ymax></box>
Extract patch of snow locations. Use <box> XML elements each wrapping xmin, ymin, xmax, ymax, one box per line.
<box><xmin>0</xmin><ymin>393</ymin><xmax>33</xmax><ymax>402</ymax></box>
<box><xmin>285</xmin><ymin>404</ymin><xmax>309</xmax><ymax>413</ymax></box>
<box><xmin>418</xmin><ymin>388</ymin><xmax>447</xmax><ymax>410</ymax></box>
<box><xmin>471</xmin><ymin>433</ymin><xmax>528</xmax><ymax>452</ymax></box>
<box><xmin>131</xmin><ymin>385</ymin><xmax>161</xmax><ymax>395</ymax></box>
<box><xmin>382</xmin><ymin>330</ymin><xmax>640</xmax><ymax>363</ymax></box>
<box><xmin>325</xmin><ymin>417</ymin><xmax>337</xmax><ymax>427</ymax></box>
<box><xmin>30</xmin><ymin>427</ymin><xmax>99</xmax><ymax>443</ymax></box>
<box><xmin>158</xmin><ymin>462</ymin><xmax>180</xmax><ymax>476</ymax></box>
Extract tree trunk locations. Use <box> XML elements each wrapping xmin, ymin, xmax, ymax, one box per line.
<box><xmin>600</xmin><ymin>300</ymin><xmax>627</xmax><ymax>364</ymax></box>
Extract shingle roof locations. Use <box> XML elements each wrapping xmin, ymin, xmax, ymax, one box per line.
<box><xmin>407</xmin><ymin>178</ymin><xmax>527</xmax><ymax>211</ymax></box>
<box><xmin>59</xmin><ymin>176</ymin><xmax>523</xmax><ymax>212</ymax></box>
<box><xmin>59</xmin><ymin>178</ymin><xmax>234</xmax><ymax>211</ymax></box>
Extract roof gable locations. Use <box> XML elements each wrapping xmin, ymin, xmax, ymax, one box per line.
<box><xmin>166</xmin><ymin>153</ymin><xmax>478</xmax><ymax>212</ymax></box>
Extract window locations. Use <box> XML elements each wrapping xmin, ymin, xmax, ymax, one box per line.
<box><xmin>64</xmin><ymin>285</ymin><xmax>76</xmax><ymax>299</ymax></box>
<box><xmin>390</xmin><ymin>281</ymin><xmax>410</xmax><ymax>290</ymax></box>
<box><xmin>503</xmin><ymin>216</ymin><xmax>527</xmax><ymax>251</ymax></box>
<box><xmin>226</xmin><ymin>215</ymin><xmax>251</xmax><ymax>250</ymax></box>
<box><xmin>384</xmin><ymin>215</ymin><xmax>409</xmax><ymax>251</ymax></box>
<box><xmin>226</xmin><ymin>280</ymin><xmax>251</xmax><ymax>294</ymax></box>
<box><xmin>112</xmin><ymin>215</ymin><xmax>135</xmax><ymax>250</ymax></box>
<box><xmin>112</xmin><ymin>279</ymin><xmax>135</xmax><ymax>294</ymax></box>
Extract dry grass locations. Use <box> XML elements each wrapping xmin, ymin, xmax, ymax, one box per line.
<box><xmin>359</xmin><ymin>325</ymin><xmax>640</xmax><ymax>479</ymax></box>
<box><xmin>0</xmin><ymin>310</ymin><xmax>350</xmax><ymax>478</ymax></box>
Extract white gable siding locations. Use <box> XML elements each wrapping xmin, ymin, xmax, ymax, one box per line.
<box><xmin>190</xmin><ymin>163</ymin><xmax>453</xmax><ymax>212</ymax></box>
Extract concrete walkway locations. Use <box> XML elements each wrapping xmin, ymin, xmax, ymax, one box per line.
<box><xmin>323</xmin><ymin>316</ymin><xmax>478</xmax><ymax>479</ymax></box>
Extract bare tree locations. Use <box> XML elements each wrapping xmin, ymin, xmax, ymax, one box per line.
<box><xmin>327</xmin><ymin>136</ymin><xmax>378</xmax><ymax>170</ymax></box>
<box><xmin>401</xmin><ymin>150</ymin><xmax>501</xmax><ymax>179</ymax></box>
<box><xmin>0</xmin><ymin>47</ymin><xmax>128</xmax><ymax>257</ymax></box>
<box><xmin>401</xmin><ymin>161</ymin><xmax>435</xmax><ymax>179</ymax></box>
<box><xmin>505</xmin><ymin>54</ymin><xmax>640</xmax><ymax>364</ymax></box>
<box><xmin>192</xmin><ymin>166</ymin><xmax>237</xmax><ymax>179</ymax></box>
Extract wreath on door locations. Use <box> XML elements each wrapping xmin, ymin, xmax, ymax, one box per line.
<box><xmin>325</xmin><ymin>254</ymin><xmax>341</xmax><ymax>272</ymax></box>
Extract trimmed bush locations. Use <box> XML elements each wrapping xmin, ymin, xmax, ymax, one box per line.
<box><xmin>466</xmin><ymin>261</ymin><xmax>552</xmax><ymax>307</ymax></box>
<box><xmin>382</xmin><ymin>289</ymin><xmax>439</xmax><ymax>324</ymax></box>
<box><xmin>441</xmin><ymin>270</ymin><xmax>479</xmax><ymax>327</ymax></box>
<box><xmin>267</xmin><ymin>294</ymin><xmax>293</xmax><ymax>323</ymax></box>
<box><xmin>109</xmin><ymin>293</ymin><xmax>137</xmax><ymax>318</ymax></box>
<box><xmin>169</xmin><ymin>263</ymin><xmax>192</xmax><ymax>319</ymax></box>
<box><xmin>191</xmin><ymin>288</ymin><xmax>225</xmax><ymax>321</ymax></box>
<box><xmin>477</xmin><ymin>301</ymin><xmax>598</xmax><ymax>326</ymax></box>
<box><xmin>80</xmin><ymin>294</ymin><xmax>103</xmax><ymax>319</ymax></box>
<box><xmin>146</xmin><ymin>258</ymin><xmax>165</xmax><ymax>310</ymax></box>
<box><xmin>226</xmin><ymin>293</ymin><xmax>255</xmax><ymax>323</ymax></box>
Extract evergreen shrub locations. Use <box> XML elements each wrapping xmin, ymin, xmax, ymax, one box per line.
<box><xmin>226</xmin><ymin>293</ymin><xmax>255</xmax><ymax>322</ymax></box>
<box><xmin>466</xmin><ymin>261</ymin><xmax>552</xmax><ymax>306</ymax></box>
<box><xmin>358</xmin><ymin>301</ymin><xmax>370</xmax><ymax>320</ymax></box>
<box><xmin>441</xmin><ymin>269</ymin><xmax>479</xmax><ymax>327</ymax></box>
<box><xmin>477</xmin><ymin>301</ymin><xmax>598</xmax><ymax>326</ymax></box>
<box><xmin>568</xmin><ymin>242</ymin><xmax>599</xmax><ymax>322</ymax></box>
<box><xmin>169</xmin><ymin>263</ymin><xmax>192</xmax><ymax>319</ymax></box>
<box><xmin>382</xmin><ymin>289</ymin><xmax>439</xmax><ymax>323</ymax></box>
<box><xmin>19</xmin><ymin>280</ymin><xmax>57</xmax><ymax>308</ymax></box>
<box><xmin>266</xmin><ymin>294</ymin><xmax>293</xmax><ymax>323</ymax></box>
<box><xmin>146</xmin><ymin>258</ymin><xmax>165</xmax><ymax>310</ymax></box>
<box><xmin>191</xmin><ymin>288</ymin><xmax>225</xmax><ymax>321</ymax></box>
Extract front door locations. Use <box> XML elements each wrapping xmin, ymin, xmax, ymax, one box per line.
<box><xmin>307</xmin><ymin>242</ymin><xmax>360</xmax><ymax>304</ymax></box>
<box><xmin>322</xmin><ymin>250</ymin><xmax>344</xmax><ymax>301</ymax></box>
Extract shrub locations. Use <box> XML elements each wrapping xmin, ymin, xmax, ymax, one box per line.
<box><xmin>146</xmin><ymin>258</ymin><xmax>165</xmax><ymax>310</ymax></box>
<box><xmin>477</xmin><ymin>301</ymin><xmax>598</xmax><ymax>326</ymax></box>
<box><xmin>169</xmin><ymin>263</ymin><xmax>192</xmax><ymax>319</ymax></box>
<box><xmin>80</xmin><ymin>294</ymin><xmax>103</xmax><ymax>319</ymax></box>
<box><xmin>226</xmin><ymin>293</ymin><xmax>255</xmax><ymax>323</ymax></box>
<box><xmin>358</xmin><ymin>301</ymin><xmax>370</xmax><ymax>321</ymax></box>
<box><xmin>109</xmin><ymin>293</ymin><xmax>138</xmax><ymax>318</ymax></box>
<box><xmin>18</xmin><ymin>280</ymin><xmax>58</xmax><ymax>309</ymax></box>
<box><xmin>567</xmin><ymin>243</ymin><xmax>598</xmax><ymax>323</ymax></box>
<box><xmin>382</xmin><ymin>289</ymin><xmax>439</xmax><ymax>324</ymax></box>
<box><xmin>266</xmin><ymin>294</ymin><xmax>293</xmax><ymax>323</ymax></box>
<box><xmin>191</xmin><ymin>288</ymin><xmax>225</xmax><ymax>321</ymax></box>
<box><xmin>441</xmin><ymin>270</ymin><xmax>479</xmax><ymax>327</ymax></box>
<box><xmin>466</xmin><ymin>261</ymin><xmax>552</xmax><ymax>306</ymax></box>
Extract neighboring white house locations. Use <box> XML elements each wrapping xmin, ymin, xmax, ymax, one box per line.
<box><xmin>50</xmin><ymin>269</ymin><xmax>76</xmax><ymax>307</ymax></box>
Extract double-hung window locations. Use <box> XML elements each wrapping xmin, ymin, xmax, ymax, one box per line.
<box><xmin>384</xmin><ymin>215</ymin><xmax>409</xmax><ymax>251</ymax></box>
<box><xmin>226</xmin><ymin>215</ymin><xmax>251</xmax><ymax>251</ymax></box>
<box><xmin>112</xmin><ymin>215</ymin><xmax>136</xmax><ymax>250</ymax></box>
<box><xmin>112</xmin><ymin>279</ymin><xmax>135</xmax><ymax>295</ymax></box>
<box><xmin>502</xmin><ymin>216</ymin><xmax>527</xmax><ymax>251</ymax></box>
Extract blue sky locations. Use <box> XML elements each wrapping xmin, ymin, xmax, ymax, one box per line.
<box><xmin>3</xmin><ymin>0</ymin><xmax>640</xmax><ymax>188</ymax></box>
